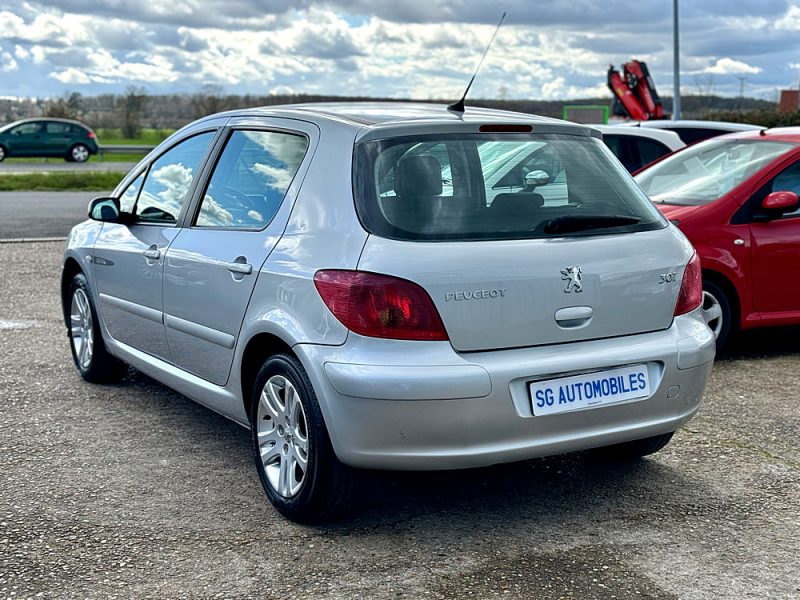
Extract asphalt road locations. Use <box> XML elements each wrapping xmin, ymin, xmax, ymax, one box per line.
<box><xmin>0</xmin><ymin>161</ymin><xmax>136</xmax><ymax>174</ymax></box>
<box><xmin>1</xmin><ymin>242</ymin><xmax>799</xmax><ymax>599</ymax></box>
<box><xmin>0</xmin><ymin>191</ymin><xmax>107</xmax><ymax>240</ymax></box>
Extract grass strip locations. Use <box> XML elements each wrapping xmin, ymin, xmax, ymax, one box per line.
<box><xmin>0</xmin><ymin>171</ymin><xmax>124</xmax><ymax>192</ymax></box>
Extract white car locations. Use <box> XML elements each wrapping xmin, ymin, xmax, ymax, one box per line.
<box><xmin>595</xmin><ymin>125</ymin><xmax>685</xmax><ymax>173</ymax></box>
<box><xmin>621</xmin><ymin>120</ymin><xmax>764</xmax><ymax>145</ymax></box>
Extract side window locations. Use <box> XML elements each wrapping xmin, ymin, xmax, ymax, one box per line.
<box><xmin>46</xmin><ymin>122</ymin><xmax>69</xmax><ymax>134</ymax></box>
<box><xmin>14</xmin><ymin>123</ymin><xmax>41</xmax><ymax>135</ymax></box>
<box><xmin>196</xmin><ymin>130</ymin><xmax>309</xmax><ymax>228</ymax></box>
<box><xmin>135</xmin><ymin>131</ymin><xmax>215</xmax><ymax>224</ymax></box>
<box><xmin>119</xmin><ymin>172</ymin><xmax>145</xmax><ymax>213</ymax></box>
<box><xmin>771</xmin><ymin>161</ymin><xmax>800</xmax><ymax>219</ymax></box>
<box><xmin>634</xmin><ymin>139</ymin><xmax>671</xmax><ymax>170</ymax></box>
<box><xmin>604</xmin><ymin>135</ymin><xmax>638</xmax><ymax>172</ymax></box>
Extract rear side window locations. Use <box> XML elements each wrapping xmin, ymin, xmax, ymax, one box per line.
<box><xmin>195</xmin><ymin>130</ymin><xmax>308</xmax><ymax>228</ymax></box>
<box><xmin>135</xmin><ymin>131</ymin><xmax>215</xmax><ymax>224</ymax></box>
<box><xmin>46</xmin><ymin>122</ymin><xmax>71</xmax><ymax>134</ymax></box>
<box><xmin>354</xmin><ymin>133</ymin><xmax>665</xmax><ymax>241</ymax></box>
<box><xmin>634</xmin><ymin>138</ymin><xmax>671</xmax><ymax>168</ymax></box>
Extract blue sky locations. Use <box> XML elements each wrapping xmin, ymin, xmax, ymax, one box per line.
<box><xmin>1</xmin><ymin>1</ymin><xmax>799</xmax><ymax>100</ymax></box>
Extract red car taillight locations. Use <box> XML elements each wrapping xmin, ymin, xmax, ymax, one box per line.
<box><xmin>674</xmin><ymin>253</ymin><xmax>702</xmax><ymax>316</ymax></box>
<box><xmin>313</xmin><ymin>270</ymin><xmax>448</xmax><ymax>341</ymax></box>
<box><xmin>87</xmin><ymin>131</ymin><xmax>96</xmax><ymax>139</ymax></box>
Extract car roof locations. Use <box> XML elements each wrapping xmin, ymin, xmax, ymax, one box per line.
<box><xmin>593</xmin><ymin>124</ymin><xmax>685</xmax><ymax>150</ymax></box>
<box><xmin>197</xmin><ymin>102</ymin><xmax>598</xmax><ymax>137</ymax></box>
<box><xmin>0</xmin><ymin>117</ymin><xmax>91</xmax><ymax>131</ymax></box>
<box><xmin>628</xmin><ymin>119</ymin><xmax>764</xmax><ymax>131</ymax></box>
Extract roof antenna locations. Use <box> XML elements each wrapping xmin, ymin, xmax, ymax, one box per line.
<box><xmin>448</xmin><ymin>11</ymin><xmax>507</xmax><ymax>113</ymax></box>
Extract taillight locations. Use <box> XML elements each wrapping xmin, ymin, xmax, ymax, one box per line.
<box><xmin>87</xmin><ymin>131</ymin><xmax>96</xmax><ymax>139</ymax></box>
<box><xmin>674</xmin><ymin>253</ymin><xmax>702</xmax><ymax>316</ymax></box>
<box><xmin>313</xmin><ymin>270</ymin><xmax>448</xmax><ymax>341</ymax></box>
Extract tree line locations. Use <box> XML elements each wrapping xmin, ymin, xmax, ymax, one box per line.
<box><xmin>0</xmin><ymin>85</ymin><xmax>780</xmax><ymax>137</ymax></box>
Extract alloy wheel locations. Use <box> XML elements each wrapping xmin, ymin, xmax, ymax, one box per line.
<box><xmin>70</xmin><ymin>288</ymin><xmax>94</xmax><ymax>369</ymax></box>
<box><xmin>701</xmin><ymin>290</ymin><xmax>723</xmax><ymax>339</ymax></box>
<box><xmin>255</xmin><ymin>375</ymin><xmax>309</xmax><ymax>498</ymax></box>
<box><xmin>71</xmin><ymin>145</ymin><xmax>89</xmax><ymax>162</ymax></box>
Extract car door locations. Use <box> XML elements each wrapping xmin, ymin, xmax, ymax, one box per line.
<box><xmin>162</xmin><ymin>119</ymin><xmax>315</xmax><ymax>385</ymax></box>
<box><xmin>749</xmin><ymin>158</ymin><xmax>800</xmax><ymax>315</ymax></box>
<box><xmin>44</xmin><ymin>121</ymin><xmax>73</xmax><ymax>156</ymax></box>
<box><xmin>91</xmin><ymin>129</ymin><xmax>219</xmax><ymax>360</ymax></box>
<box><xmin>7</xmin><ymin>122</ymin><xmax>44</xmax><ymax>156</ymax></box>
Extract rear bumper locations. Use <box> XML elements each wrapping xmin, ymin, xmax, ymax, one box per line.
<box><xmin>295</xmin><ymin>313</ymin><xmax>715</xmax><ymax>470</ymax></box>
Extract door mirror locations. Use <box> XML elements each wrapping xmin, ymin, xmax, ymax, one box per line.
<box><xmin>88</xmin><ymin>197</ymin><xmax>122</xmax><ymax>222</ymax></box>
<box><xmin>525</xmin><ymin>170</ymin><xmax>550</xmax><ymax>187</ymax></box>
<box><xmin>762</xmin><ymin>190</ymin><xmax>799</xmax><ymax>212</ymax></box>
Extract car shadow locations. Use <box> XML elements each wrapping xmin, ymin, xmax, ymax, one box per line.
<box><xmin>117</xmin><ymin>369</ymin><xmax>707</xmax><ymax>533</ymax></box>
<box><xmin>717</xmin><ymin>326</ymin><xmax>800</xmax><ymax>361</ymax></box>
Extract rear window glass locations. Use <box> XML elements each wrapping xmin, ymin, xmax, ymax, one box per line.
<box><xmin>354</xmin><ymin>133</ymin><xmax>665</xmax><ymax>241</ymax></box>
<box><xmin>46</xmin><ymin>122</ymin><xmax>72</xmax><ymax>134</ymax></box>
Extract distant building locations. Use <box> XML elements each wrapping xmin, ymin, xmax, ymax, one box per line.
<box><xmin>779</xmin><ymin>90</ymin><xmax>799</xmax><ymax>113</ymax></box>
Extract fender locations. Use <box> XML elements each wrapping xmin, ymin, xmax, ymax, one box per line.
<box><xmin>695</xmin><ymin>244</ymin><xmax>754</xmax><ymax>328</ymax></box>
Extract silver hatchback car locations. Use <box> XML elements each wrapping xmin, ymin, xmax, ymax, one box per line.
<box><xmin>61</xmin><ymin>103</ymin><xmax>715</xmax><ymax>521</ymax></box>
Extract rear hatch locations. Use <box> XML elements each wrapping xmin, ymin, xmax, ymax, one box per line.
<box><xmin>353</xmin><ymin>127</ymin><xmax>692</xmax><ymax>352</ymax></box>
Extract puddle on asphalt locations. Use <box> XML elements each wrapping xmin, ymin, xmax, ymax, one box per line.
<box><xmin>0</xmin><ymin>319</ymin><xmax>41</xmax><ymax>330</ymax></box>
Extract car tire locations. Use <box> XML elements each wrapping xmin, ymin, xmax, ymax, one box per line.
<box><xmin>0</xmin><ymin>144</ymin><xmax>6</xmax><ymax>162</ymax></box>
<box><xmin>67</xmin><ymin>273</ymin><xmax>128</xmax><ymax>383</ymax></box>
<box><xmin>250</xmin><ymin>353</ymin><xmax>356</xmax><ymax>523</ymax></box>
<box><xmin>594</xmin><ymin>431</ymin><xmax>675</xmax><ymax>460</ymax></box>
<box><xmin>702</xmin><ymin>279</ymin><xmax>734</xmax><ymax>350</ymax></box>
<box><xmin>68</xmin><ymin>143</ymin><xmax>90</xmax><ymax>163</ymax></box>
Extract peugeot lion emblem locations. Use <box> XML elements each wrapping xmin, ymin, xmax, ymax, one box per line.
<box><xmin>561</xmin><ymin>266</ymin><xmax>583</xmax><ymax>293</ymax></box>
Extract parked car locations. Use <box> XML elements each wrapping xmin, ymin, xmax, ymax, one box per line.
<box><xmin>61</xmin><ymin>103</ymin><xmax>715</xmax><ymax>521</ymax></box>
<box><xmin>596</xmin><ymin>125</ymin><xmax>685</xmax><ymax>173</ymax></box>
<box><xmin>636</xmin><ymin>127</ymin><xmax>800</xmax><ymax>348</ymax></box>
<box><xmin>0</xmin><ymin>118</ymin><xmax>99</xmax><ymax>162</ymax></box>
<box><xmin>623</xmin><ymin>120</ymin><xmax>764</xmax><ymax>145</ymax></box>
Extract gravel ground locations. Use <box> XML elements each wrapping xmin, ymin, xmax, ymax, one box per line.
<box><xmin>0</xmin><ymin>241</ymin><xmax>798</xmax><ymax>599</ymax></box>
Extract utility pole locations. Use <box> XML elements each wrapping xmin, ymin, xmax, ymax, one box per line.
<box><xmin>736</xmin><ymin>76</ymin><xmax>747</xmax><ymax>98</ymax></box>
<box><xmin>672</xmin><ymin>0</ymin><xmax>681</xmax><ymax>120</ymax></box>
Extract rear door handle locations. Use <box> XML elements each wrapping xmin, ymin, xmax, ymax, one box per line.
<box><xmin>142</xmin><ymin>247</ymin><xmax>161</xmax><ymax>260</ymax></box>
<box><xmin>226</xmin><ymin>260</ymin><xmax>253</xmax><ymax>275</ymax></box>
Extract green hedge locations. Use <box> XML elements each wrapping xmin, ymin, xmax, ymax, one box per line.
<box><xmin>0</xmin><ymin>172</ymin><xmax>124</xmax><ymax>192</ymax></box>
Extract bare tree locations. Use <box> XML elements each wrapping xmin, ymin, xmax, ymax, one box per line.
<box><xmin>693</xmin><ymin>74</ymin><xmax>716</xmax><ymax>116</ymax></box>
<box><xmin>191</xmin><ymin>84</ymin><xmax>230</xmax><ymax>118</ymax></box>
<box><xmin>116</xmin><ymin>86</ymin><xmax>148</xmax><ymax>139</ymax></box>
<box><xmin>44</xmin><ymin>91</ymin><xmax>83</xmax><ymax>120</ymax></box>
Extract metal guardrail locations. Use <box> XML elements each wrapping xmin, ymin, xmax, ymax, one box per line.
<box><xmin>97</xmin><ymin>144</ymin><xmax>155</xmax><ymax>159</ymax></box>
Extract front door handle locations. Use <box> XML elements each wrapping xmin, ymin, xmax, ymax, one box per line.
<box><xmin>142</xmin><ymin>246</ymin><xmax>161</xmax><ymax>260</ymax></box>
<box><xmin>226</xmin><ymin>261</ymin><xmax>253</xmax><ymax>275</ymax></box>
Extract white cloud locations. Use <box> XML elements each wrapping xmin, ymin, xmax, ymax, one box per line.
<box><xmin>776</xmin><ymin>4</ymin><xmax>800</xmax><ymax>30</ymax></box>
<box><xmin>704</xmin><ymin>58</ymin><xmax>762</xmax><ymax>75</ymax></box>
<box><xmin>1</xmin><ymin>51</ymin><xmax>18</xmax><ymax>72</ymax></box>
<box><xmin>49</xmin><ymin>67</ymin><xmax>91</xmax><ymax>84</ymax></box>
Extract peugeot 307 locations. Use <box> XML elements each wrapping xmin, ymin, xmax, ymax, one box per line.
<box><xmin>61</xmin><ymin>103</ymin><xmax>715</xmax><ymax>521</ymax></box>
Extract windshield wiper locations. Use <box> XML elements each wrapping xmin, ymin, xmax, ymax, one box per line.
<box><xmin>542</xmin><ymin>214</ymin><xmax>641</xmax><ymax>235</ymax></box>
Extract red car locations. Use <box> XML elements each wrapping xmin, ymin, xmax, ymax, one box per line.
<box><xmin>635</xmin><ymin>128</ymin><xmax>800</xmax><ymax>348</ymax></box>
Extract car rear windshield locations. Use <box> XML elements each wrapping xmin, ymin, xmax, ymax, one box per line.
<box><xmin>353</xmin><ymin>132</ymin><xmax>666</xmax><ymax>241</ymax></box>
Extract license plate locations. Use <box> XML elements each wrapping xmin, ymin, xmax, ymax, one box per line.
<box><xmin>530</xmin><ymin>364</ymin><xmax>651</xmax><ymax>416</ymax></box>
